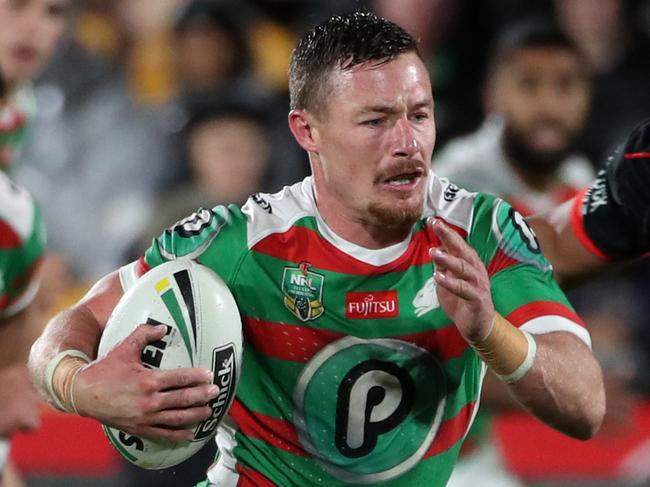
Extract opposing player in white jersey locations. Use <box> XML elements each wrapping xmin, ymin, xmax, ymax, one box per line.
<box><xmin>30</xmin><ymin>12</ymin><xmax>604</xmax><ymax>487</ymax></box>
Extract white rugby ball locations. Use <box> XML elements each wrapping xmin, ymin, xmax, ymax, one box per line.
<box><xmin>98</xmin><ymin>259</ymin><xmax>242</xmax><ymax>469</ymax></box>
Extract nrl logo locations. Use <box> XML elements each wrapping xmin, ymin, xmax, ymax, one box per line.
<box><xmin>282</xmin><ymin>262</ymin><xmax>325</xmax><ymax>322</ymax></box>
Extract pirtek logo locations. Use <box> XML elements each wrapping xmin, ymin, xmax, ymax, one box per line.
<box><xmin>345</xmin><ymin>291</ymin><xmax>399</xmax><ymax>320</ymax></box>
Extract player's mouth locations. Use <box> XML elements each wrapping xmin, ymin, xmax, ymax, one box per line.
<box><xmin>378</xmin><ymin>168</ymin><xmax>425</xmax><ymax>193</ymax></box>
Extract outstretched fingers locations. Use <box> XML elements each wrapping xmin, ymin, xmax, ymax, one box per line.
<box><xmin>434</xmin><ymin>268</ymin><xmax>480</xmax><ymax>301</ymax></box>
<box><xmin>430</xmin><ymin>248</ymin><xmax>474</xmax><ymax>282</ymax></box>
<box><xmin>429</xmin><ymin>218</ymin><xmax>471</xmax><ymax>258</ymax></box>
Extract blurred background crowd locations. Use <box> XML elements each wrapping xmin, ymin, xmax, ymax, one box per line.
<box><xmin>3</xmin><ymin>0</ymin><xmax>650</xmax><ymax>486</ymax></box>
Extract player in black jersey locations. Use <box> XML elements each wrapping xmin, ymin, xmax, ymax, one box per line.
<box><xmin>529</xmin><ymin>118</ymin><xmax>650</xmax><ymax>279</ymax></box>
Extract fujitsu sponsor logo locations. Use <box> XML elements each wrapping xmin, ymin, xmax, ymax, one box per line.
<box><xmin>346</xmin><ymin>291</ymin><xmax>399</xmax><ymax>319</ymax></box>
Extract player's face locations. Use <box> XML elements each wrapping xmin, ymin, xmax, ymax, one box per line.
<box><xmin>308</xmin><ymin>52</ymin><xmax>435</xmax><ymax>230</ymax></box>
<box><xmin>490</xmin><ymin>48</ymin><xmax>590</xmax><ymax>160</ymax></box>
<box><xmin>0</xmin><ymin>0</ymin><xmax>69</xmax><ymax>88</ymax></box>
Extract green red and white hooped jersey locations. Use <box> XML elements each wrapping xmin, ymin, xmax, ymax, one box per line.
<box><xmin>0</xmin><ymin>86</ymin><xmax>35</xmax><ymax>171</ymax></box>
<box><xmin>0</xmin><ymin>171</ymin><xmax>45</xmax><ymax>318</ymax></box>
<box><xmin>128</xmin><ymin>175</ymin><xmax>590</xmax><ymax>487</ymax></box>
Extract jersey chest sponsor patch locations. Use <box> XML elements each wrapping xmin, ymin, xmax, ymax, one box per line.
<box><xmin>293</xmin><ymin>337</ymin><xmax>447</xmax><ymax>484</ymax></box>
<box><xmin>345</xmin><ymin>291</ymin><xmax>399</xmax><ymax>319</ymax></box>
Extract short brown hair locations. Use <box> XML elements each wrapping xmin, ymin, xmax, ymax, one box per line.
<box><xmin>289</xmin><ymin>11</ymin><xmax>419</xmax><ymax>116</ymax></box>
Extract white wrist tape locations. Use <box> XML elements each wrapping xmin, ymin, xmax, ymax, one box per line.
<box><xmin>45</xmin><ymin>350</ymin><xmax>91</xmax><ymax>412</ymax></box>
<box><xmin>497</xmin><ymin>331</ymin><xmax>537</xmax><ymax>384</ymax></box>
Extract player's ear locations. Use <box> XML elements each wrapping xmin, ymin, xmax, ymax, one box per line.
<box><xmin>288</xmin><ymin>109</ymin><xmax>319</xmax><ymax>153</ymax></box>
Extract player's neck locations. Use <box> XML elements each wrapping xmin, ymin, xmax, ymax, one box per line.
<box><xmin>313</xmin><ymin>193</ymin><xmax>412</xmax><ymax>249</ymax></box>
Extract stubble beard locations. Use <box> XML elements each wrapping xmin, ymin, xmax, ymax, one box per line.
<box><xmin>367</xmin><ymin>193</ymin><xmax>425</xmax><ymax>229</ymax></box>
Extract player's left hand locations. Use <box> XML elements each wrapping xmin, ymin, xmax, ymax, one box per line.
<box><xmin>428</xmin><ymin>218</ymin><xmax>495</xmax><ymax>343</ymax></box>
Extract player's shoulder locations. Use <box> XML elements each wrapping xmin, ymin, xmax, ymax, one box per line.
<box><xmin>152</xmin><ymin>205</ymin><xmax>238</xmax><ymax>261</ymax></box>
<box><xmin>428</xmin><ymin>175</ymin><xmax>549</xmax><ymax>270</ymax></box>
<box><xmin>241</xmin><ymin>178</ymin><xmax>316</xmax><ymax>248</ymax></box>
<box><xmin>427</xmin><ymin>174</ymin><xmax>495</xmax><ymax>234</ymax></box>
<box><xmin>151</xmin><ymin>178</ymin><xmax>314</xmax><ymax>262</ymax></box>
<box><xmin>0</xmin><ymin>171</ymin><xmax>39</xmax><ymax>244</ymax></box>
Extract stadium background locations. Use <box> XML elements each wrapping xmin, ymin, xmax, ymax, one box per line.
<box><xmin>8</xmin><ymin>0</ymin><xmax>650</xmax><ymax>486</ymax></box>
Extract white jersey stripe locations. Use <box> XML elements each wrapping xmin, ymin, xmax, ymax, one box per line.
<box><xmin>521</xmin><ymin>316</ymin><xmax>592</xmax><ymax>349</ymax></box>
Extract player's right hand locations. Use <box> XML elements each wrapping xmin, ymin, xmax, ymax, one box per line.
<box><xmin>0</xmin><ymin>363</ymin><xmax>42</xmax><ymax>436</ymax></box>
<box><xmin>73</xmin><ymin>324</ymin><xmax>218</xmax><ymax>441</ymax></box>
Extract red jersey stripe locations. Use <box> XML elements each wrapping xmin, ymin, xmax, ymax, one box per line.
<box><xmin>236</xmin><ymin>464</ymin><xmax>277</xmax><ymax>487</ymax></box>
<box><xmin>136</xmin><ymin>256</ymin><xmax>151</xmax><ymax>276</ymax></box>
<box><xmin>230</xmin><ymin>400</ymin><xmax>307</xmax><ymax>457</ymax></box>
<box><xmin>398</xmin><ymin>326</ymin><xmax>469</xmax><ymax>362</ymax></box>
<box><xmin>243</xmin><ymin>317</ymin><xmax>469</xmax><ymax>363</ymax></box>
<box><xmin>569</xmin><ymin>188</ymin><xmax>610</xmax><ymax>260</ymax></box>
<box><xmin>426</xmin><ymin>402</ymin><xmax>477</xmax><ymax>458</ymax></box>
<box><xmin>252</xmin><ymin>226</ymin><xmax>434</xmax><ymax>275</ymax></box>
<box><xmin>0</xmin><ymin>219</ymin><xmax>21</xmax><ymax>248</ymax></box>
<box><xmin>507</xmin><ymin>301</ymin><xmax>586</xmax><ymax>329</ymax></box>
<box><xmin>243</xmin><ymin>317</ymin><xmax>344</xmax><ymax>363</ymax></box>
<box><xmin>232</xmin><ymin>400</ymin><xmax>478</xmax><ymax>467</ymax></box>
<box><xmin>486</xmin><ymin>248</ymin><xmax>521</xmax><ymax>276</ymax></box>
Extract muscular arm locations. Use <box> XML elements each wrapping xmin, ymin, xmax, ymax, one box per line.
<box><xmin>504</xmin><ymin>331</ymin><xmax>604</xmax><ymax>439</ymax></box>
<box><xmin>28</xmin><ymin>270</ymin><xmax>217</xmax><ymax>440</ymax></box>
<box><xmin>430</xmin><ymin>219</ymin><xmax>605</xmax><ymax>439</ymax></box>
<box><xmin>28</xmin><ymin>271</ymin><xmax>122</xmax><ymax>397</ymax></box>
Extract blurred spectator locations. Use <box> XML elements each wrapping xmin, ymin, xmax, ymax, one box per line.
<box><xmin>555</xmin><ymin>0</ymin><xmax>650</xmax><ymax>165</ymax></box>
<box><xmin>371</xmin><ymin>0</ymin><xmax>485</xmax><ymax>147</ymax></box>
<box><xmin>435</xmin><ymin>18</ymin><xmax>593</xmax><ymax>216</ymax></box>
<box><xmin>14</xmin><ymin>37</ymin><xmax>175</xmax><ymax>281</ymax></box>
<box><xmin>171</xmin><ymin>0</ymin><xmax>256</xmax><ymax>96</ymax></box>
<box><xmin>113</xmin><ymin>0</ymin><xmax>183</xmax><ymax>105</ymax></box>
<box><xmin>131</xmin><ymin>87</ymin><xmax>274</xmax><ymax>258</ymax></box>
<box><xmin>158</xmin><ymin>0</ymin><xmax>307</xmax><ymax>200</ymax></box>
<box><xmin>0</xmin><ymin>0</ymin><xmax>70</xmax><ymax>170</ymax></box>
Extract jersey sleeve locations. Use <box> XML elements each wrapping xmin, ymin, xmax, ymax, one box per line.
<box><xmin>571</xmin><ymin>123</ymin><xmax>650</xmax><ymax>259</ymax></box>
<box><xmin>0</xmin><ymin>178</ymin><xmax>46</xmax><ymax>318</ymax></box>
<box><xmin>469</xmin><ymin>194</ymin><xmax>590</xmax><ymax>347</ymax></box>
<box><xmin>131</xmin><ymin>205</ymin><xmax>249</xmax><ymax>287</ymax></box>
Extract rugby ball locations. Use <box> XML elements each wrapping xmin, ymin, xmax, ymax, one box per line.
<box><xmin>97</xmin><ymin>259</ymin><xmax>242</xmax><ymax>469</ymax></box>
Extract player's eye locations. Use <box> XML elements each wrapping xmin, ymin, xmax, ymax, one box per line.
<box><xmin>362</xmin><ymin>118</ymin><xmax>385</xmax><ymax>127</ymax></box>
<box><xmin>411</xmin><ymin>113</ymin><xmax>429</xmax><ymax>122</ymax></box>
